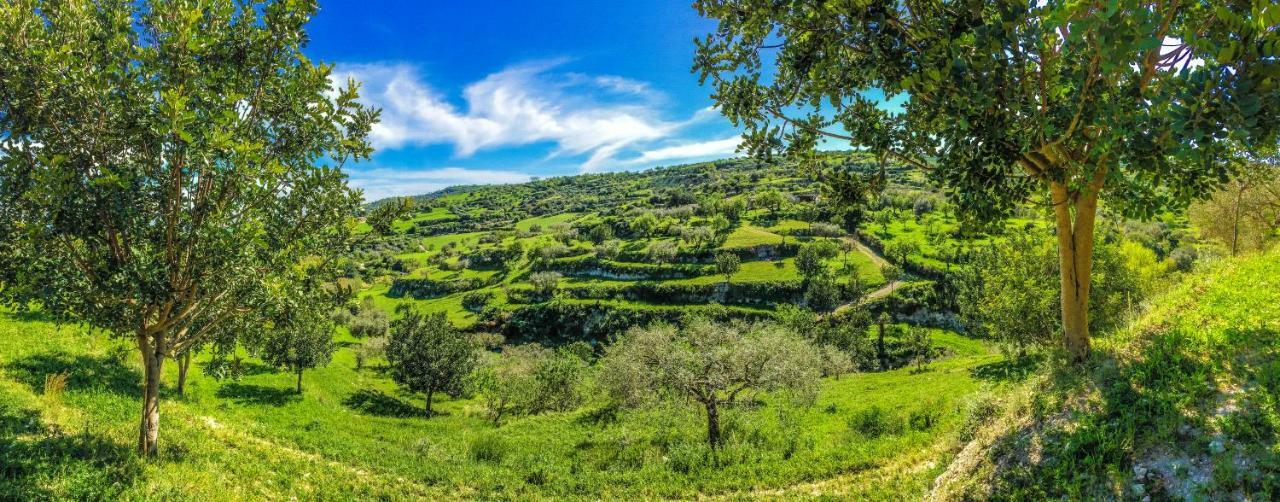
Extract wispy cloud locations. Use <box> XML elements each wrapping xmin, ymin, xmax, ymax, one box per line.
<box><xmin>335</xmin><ymin>61</ymin><xmax>675</xmax><ymax>164</ymax></box>
<box><xmin>348</xmin><ymin>167</ymin><xmax>532</xmax><ymax>202</ymax></box>
<box><xmin>621</xmin><ymin>136</ymin><xmax>742</xmax><ymax>166</ymax></box>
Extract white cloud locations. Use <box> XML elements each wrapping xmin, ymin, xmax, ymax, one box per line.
<box><xmin>623</xmin><ymin>136</ymin><xmax>742</xmax><ymax>165</ymax></box>
<box><xmin>347</xmin><ymin>167</ymin><xmax>532</xmax><ymax>202</ymax></box>
<box><xmin>335</xmin><ymin>61</ymin><xmax>674</xmax><ymax>164</ymax></box>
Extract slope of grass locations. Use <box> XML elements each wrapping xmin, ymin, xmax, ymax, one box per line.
<box><xmin>934</xmin><ymin>248</ymin><xmax>1280</xmax><ymax>500</ymax></box>
<box><xmin>0</xmin><ymin>310</ymin><xmax>1008</xmax><ymax>499</ymax></box>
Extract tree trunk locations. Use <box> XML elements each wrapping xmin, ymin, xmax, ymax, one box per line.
<box><xmin>705</xmin><ymin>399</ymin><xmax>721</xmax><ymax>449</ymax></box>
<box><xmin>295</xmin><ymin>368</ymin><xmax>303</xmax><ymax>394</ymax></box>
<box><xmin>176</xmin><ymin>351</ymin><xmax>191</xmax><ymax>396</ymax></box>
<box><xmin>425</xmin><ymin>388</ymin><xmax>434</xmax><ymax>417</ymax></box>
<box><xmin>1232</xmin><ymin>188</ymin><xmax>1244</xmax><ymax>256</ymax></box>
<box><xmin>138</xmin><ymin>334</ymin><xmax>163</xmax><ymax>457</ymax></box>
<box><xmin>877</xmin><ymin>319</ymin><xmax>887</xmax><ymax>371</ymax></box>
<box><xmin>1051</xmin><ymin>180</ymin><xmax>1100</xmax><ymax>363</ymax></box>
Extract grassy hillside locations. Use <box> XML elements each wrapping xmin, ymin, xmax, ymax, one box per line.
<box><xmin>0</xmin><ymin>309</ymin><xmax>1013</xmax><ymax>499</ymax></box>
<box><xmin>933</xmin><ymin>247</ymin><xmax>1280</xmax><ymax>500</ymax></box>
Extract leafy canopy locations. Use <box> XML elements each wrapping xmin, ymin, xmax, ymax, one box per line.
<box><xmin>694</xmin><ymin>0</ymin><xmax>1280</xmax><ymax>220</ymax></box>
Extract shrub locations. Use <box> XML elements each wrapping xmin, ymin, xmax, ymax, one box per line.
<box><xmin>1169</xmin><ymin>245</ymin><xmax>1198</xmax><ymax>272</ymax></box>
<box><xmin>354</xmin><ymin>337</ymin><xmax>388</xmax><ymax>369</ymax></box>
<box><xmin>349</xmin><ymin>307</ymin><xmax>390</xmax><ymax>338</ymax></box>
<box><xmin>848</xmin><ymin>406</ymin><xmax>904</xmax><ymax>438</ymax></box>
<box><xmin>528</xmin><ymin>271</ymin><xmax>562</xmax><ymax>300</ymax></box>
<box><xmin>474</xmin><ymin>344</ymin><xmax>587</xmax><ymax>424</ymax></box>
<box><xmin>809</xmin><ymin>222</ymin><xmax>843</xmax><ymax>237</ymax></box>
<box><xmin>470</xmin><ymin>433</ymin><xmax>507</xmax><ymax>463</ymax></box>
<box><xmin>908</xmin><ymin>400</ymin><xmax>944</xmax><ymax>431</ymax></box>
<box><xmin>461</xmin><ymin>290</ymin><xmax>494</xmax><ymax>313</ymax></box>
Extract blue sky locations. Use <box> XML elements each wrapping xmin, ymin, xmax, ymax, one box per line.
<box><xmin>304</xmin><ymin>0</ymin><xmax>746</xmax><ymax>201</ymax></box>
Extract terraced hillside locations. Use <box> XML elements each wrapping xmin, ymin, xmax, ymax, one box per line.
<box><xmin>345</xmin><ymin>154</ymin><xmax>1001</xmax><ymax>342</ymax></box>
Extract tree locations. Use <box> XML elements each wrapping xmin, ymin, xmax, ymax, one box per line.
<box><xmin>647</xmin><ymin>240</ymin><xmax>679</xmax><ymax>264</ymax></box>
<box><xmin>587</xmin><ymin>223</ymin><xmax>615</xmax><ymax>244</ymax></box>
<box><xmin>904</xmin><ymin>327</ymin><xmax>933</xmax><ymax>372</ymax></box>
<box><xmin>876</xmin><ymin>313</ymin><xmax>892</xmax><ymax>371</ymax></box>
<box><xmin>757</xmin><ymin>189</ymin><xmax>786</xmax><ymax>216</ymax></box>
<box><xmin>528</xmin><ymin>271</ymin><xmax>562</xmax><ymax>300</ymax></box>
<box><xmin>386</xmin><ymin>307</ymin><xmax>477</xmax><ymax>417</ymax></box>
<box><xmin>599</xmin><ymin>319</ymin><xmax>821</xmax><ymax>448</ymax></box>
<box><xmin>473</xmin><ymin>344</ymin><xmax>586</xmax><ymax>425</ymax></box>
<box><xmin>795</xmin><ymin>241</ymin><xmax>838</xmax><ymax>280</ymax></box>
<box><xmin>695</xmin><ymin>0</ymin><xmax>1280</xmax><ymax>362</ymax></box>
<box><xmin>0</xmin><ymin>0</ymin><xmax>383</xmax><ymax>455</ymax></box>
<box><xmin>257</xmin><ymin>291</ymin><xmax>336</xmax><ymax>394</ymax></box>
<box><xmin>955</xmin><ymin>234</ymin><xmax>1061</xmax><ymax>357</ymax></box>
<box><xmin>884</xmin><ymin>240</ymin><xmax>922</xmax><ymax>267</ymax></box>
<box><xmin>818</xmin><ymin>344</ymin><xmax>855</xmax><ymax>380</ymax></box>
<box><xmin>803</xmin><ymin>274</ymin><xmax>841</xmax><ymax>313</ymax></box>
<box><xmin>354</xmin><ymin>336</ymin><xmax>388</xmax><ymax>370</ymax></box>
<box><xmin>1190</xmin><ymin>151</ymin><xmax>1280</xmax><ymax>255</ymax></box>
<box><xmin>818</xmin><ymin>167</ymin><xmax>882</xmax><ymax>231</ymax></box>
<box><xmin>715</xmin><ymin>252</ymin><xmax>741</xmax><ymax>284</ymax></box>
<box><xmin>349</xmin><ymin>301</ymin><xmax>391</xmax><ymax>338</ymax></box>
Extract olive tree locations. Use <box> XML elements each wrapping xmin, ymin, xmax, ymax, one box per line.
<box><xmin>695</xmin><ymin>0</ymin><xmax>1280</xmax><ymax>361</ymax></box>
<box><xmin>599</xmin><ymin>319</ymin><xmax>821</xmax><ymax>448</ymax></box>
<box><xmin>0</xmin><ymin>0</ymin><xmax>383</xmax><ymax>455</ymax></box>
<box><xmin>715</xmin><ymin>251</ymin><xmax>741</xmax><ymax>284</ymax></box>
<box><xmin>256</xmin><ymin>287</ymin><xmax>336</xmax><ymax>394</ymax></box>
<box><xmin>386</xmin><ymin>307</ymin><xmax>477</xmax><ymax>417</ymax></box>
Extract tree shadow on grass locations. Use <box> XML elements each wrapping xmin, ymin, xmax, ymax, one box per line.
<box><xmin>970</xmin><ymin>353</ymin><xmax>1044</xmax><ymax>383</ymax></box>
<box><xmin>343</xmin><ymin>389</ymin><xmax>424</xmax><ymax>418</ymax></box>
<box><xmin>0</xmin><ymin>404</ymin><xmax>141</xmax><ymax>499</ymax></box>
<box><xmin>4</xmin><ymin>352</ymin><xmax>138</xmax><ymax>396</ymax></box>
<box><xmin>215</xmin><ymin>382</ymin><xmax>300</xmax><ymax>406</ymax></box>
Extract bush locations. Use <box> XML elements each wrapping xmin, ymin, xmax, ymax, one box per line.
<box><xmin>470</xmin><ymin>433</ymin><xmax>507</xmax><ymax>463</ymax></box>
<box><xmin>808</xmin><ymin>222</ymin><xmax>843</xmax><ymax>237</ymax></box>
<box><xmin>461</xmin><ymin>290</ymin><xmax>494</xmax><ymax>313</ymax></box>
<box><xmin>528</xmin><ymin>271</ymin><xmax>562</xmax><ymax>300</ymax></box>
<box><xmin>1169</xmin><ymin>245</ymin><xmax>1198</xmax><ymax>272</ymax></box>
<box><xmin>848</xmin><ymin>405</ymin><xmax>904</xmax><ymax>438</ymax></box>
<box><xmin>473</xmin><ymin>344</ymin><xmax>587</xmax><ymax>424</ymax></box>
<box><xmin>354</xmin><ymin>337</ymin><xmax>388</xmax><ymax>369</ymax></box>
<box><xmin>349</xmin><ymin>307</ymin><xmax>390</xmax><ymax>338</ymax></box>
<box><xmin>908</xmin><ymin>401</ymin><xmax>944</xmax><ymax>431</ymax></box>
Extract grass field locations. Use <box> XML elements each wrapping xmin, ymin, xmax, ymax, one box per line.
<box><xmin>0</xmin><ymin>310</ymin><xmax>1008</xmax><ymax>499</ymax></box>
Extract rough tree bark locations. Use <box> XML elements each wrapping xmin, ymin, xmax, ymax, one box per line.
<box><xmin>704</xmin><ymin>399</ymin><xmax>721</xmax><ymax>449</ymax></box>
<box><xmin>425</xmin><ymin>388</ymin><xmax>435</xmax><ymax>417</ymax></box>
<box><xmin>176</xmin><ymin>350</ymin><xmax>192</xmax><ymax>396</ymax></box>
<box><xmin>295</xmin><ymin>368</ymin><xmax>304</xmax><ymax>394</ymax></box>
<box><xmin>138</xmin><ymin>332</ymin><xmax>164</xmax><ymax>456</ymax></box>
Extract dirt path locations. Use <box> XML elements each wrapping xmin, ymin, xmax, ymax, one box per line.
<box><xmin>843</xmin><ymin>236</ymin><xmax>891</xmax><ymax>268</ymax></box>
<box><xmin>824</xmin><ymin>236</ymin><xmax>904</xmax><ymax>318</ymax></box>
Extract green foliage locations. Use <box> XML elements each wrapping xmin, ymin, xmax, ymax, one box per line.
<box><xmin>386</xmin><ymin>308</ymin><xmax>477</xmax><ymax>416</ymax></box>
<box><xmin>0</xmin><ymin>0</ymin><xmax>374</xmax><ymax>453</ymax></box>
<box><xmin>599</xmin><ymin>319</ymin><xmax>821</xmax><ymax>447</ymax></box>
<box><xmin>527</xmin><ymin>272</ymin><xmax>562</xmax><ymax>300</ymax></box>
<box><xmin>348</xmin><ymin>302</ymin><xmax>391</xmax><ymax>338</ymax></box>
<box><xmin>803</xmin><ymin>275</ymin><xmax>841</xmax><ymax>313</ymax></box>
<box><xmin>795</xmin><ymin>241</ymin><xmax>837</xmax><ymax>279</ymax></box>
<box><xmin>474</xmin><ymin>344</ymin><xmax>587</xmax><ymax>425</ymax></box>
<box><xmin>715</xmin><ymin>252</ymin><xmax>741</xmax><ymax>283</ymax></box>
<box><xmin>255</xmin><ymin>289</ymin><xmax>336</xmax><ymax>393</ymax></box>
<box><xmin>956</xmin><ymin>232</ymin><xmax>1062</xmax><ymax>356</ymax></box>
